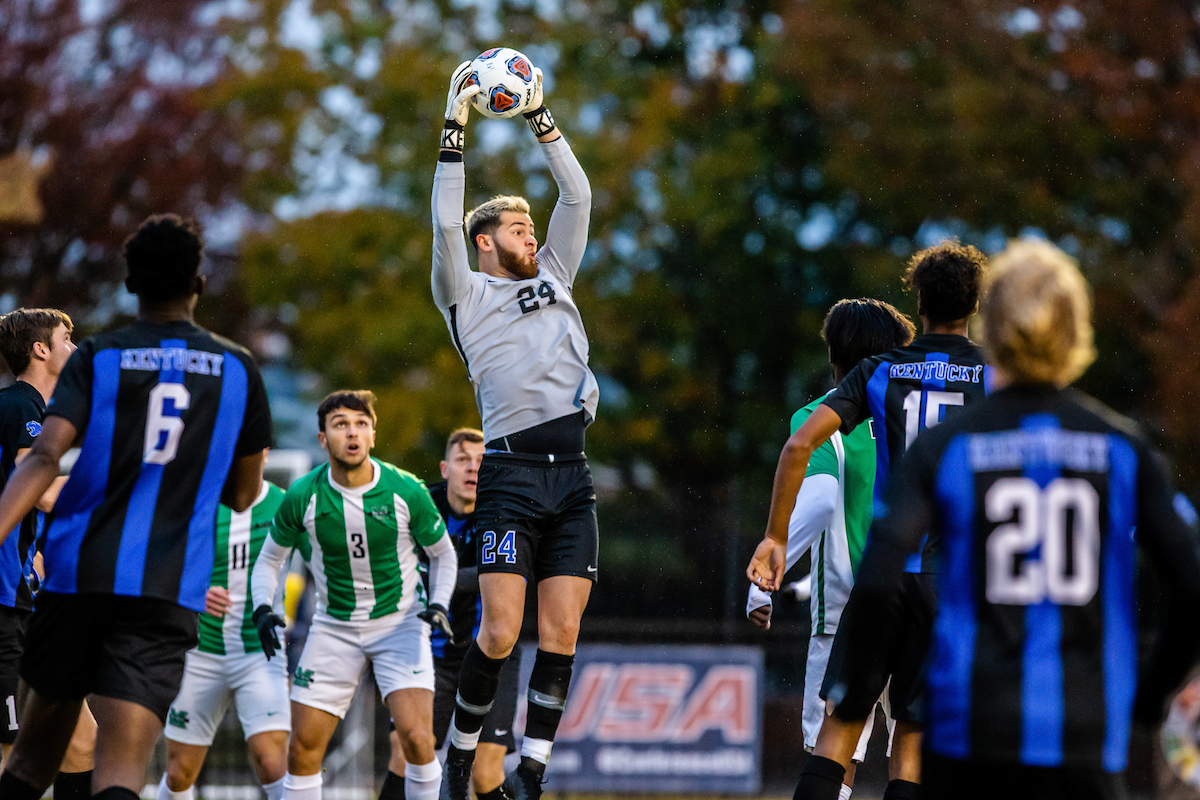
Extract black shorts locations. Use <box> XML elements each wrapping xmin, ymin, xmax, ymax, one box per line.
<box><xmin>922</xmin><ymin>752</ymin><xmax>1127</xmax><ymax>800</ymax></box>
<box><xmin>474</xmin><ymin>453</ymin><xmax>598</xmax><ymax>583</ymax></box>
<box><xmin>822</xmin><ymin>572</ymin><xmax>935</xmax><ymax>723</ymax></box>
<box><xmin>430</xmin><ymin>650</ymin><xmax>522</xmax><ymax>752</ymax></box>
<box><xmin>20</xmin><ymin>591</ymin><xmax>198</xmax><ymax>723</ymax></box>
<box><xmin>0</xmin><ymin>605</ymin><xmax>29</xmax><ymax>744</ymax></box>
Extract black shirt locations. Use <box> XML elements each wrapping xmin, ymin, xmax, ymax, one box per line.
<box><xmin>43</xmin><ymin>320</ymin><xmax>273</xmax><ymax>612</ymax></box>
<box><xmin>0</xmin><ymin>380</ymin><xmax>45</xmax><ymax>610</ymax></box>
<box><xmin>428</xmin><ymin>481</ymin><xmax>478</xmax><ymax>661</ymax></box>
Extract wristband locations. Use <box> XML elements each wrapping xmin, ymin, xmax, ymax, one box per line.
<box><xmin>440</xmin><ymin>121</ymin><xmax>464</xmax><ymax>162</ymax></box>
<box><xmin>523</xmin><ymin>105</ymin><xmax>556</xmax><ymax>137</ymax></box>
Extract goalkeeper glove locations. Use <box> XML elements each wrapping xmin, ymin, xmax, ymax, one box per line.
<box><xmin>418</xmin><ymin>603</ymin><xmax>454</xmax><ymax>645</ymax></box>
<box><xmin>522</xmin><ymin>68</ymin><xmax>557</xmax><ymax>138</ymax></box>
<box><xmin>442</xmin><ymin>61</ymin><xmax>481</xmax><ymax>160</ymax></box>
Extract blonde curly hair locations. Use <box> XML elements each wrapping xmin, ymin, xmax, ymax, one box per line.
<box><xmin>981</xmin><ymin>239</ymin><xmax>1096</xmax><ymax>386</ymax></box>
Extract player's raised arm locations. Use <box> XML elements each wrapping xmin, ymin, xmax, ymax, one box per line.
<box><xmin>526</xmin><ymin>69</ymin><xmax>592</xmax><ymax>285</ymax></box>
<box><xmin>432</xmin><ymin>62</ymin><xmax>481</xmax><ymax>311</ymax></box>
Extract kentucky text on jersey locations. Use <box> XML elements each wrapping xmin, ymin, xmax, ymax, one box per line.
<box><xmin>968</xmin><ymin>428</ymin><xmax>1110</xmax><ymax>473</ymax></box>
<box><xmin>120</xmin><ymin>347</ymin><xmax>225</xmax><ymax>376</ymax></box>
<box><xmin>888</xmin><ymin>362</ymin><xmax>984</xmax><ymax>383</ymax></box>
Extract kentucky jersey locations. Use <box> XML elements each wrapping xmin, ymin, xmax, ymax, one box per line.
<box><xmin>42</xmin><ymin>320</ymin><xmax>273</xmax><ymax>612</ymax></box>
<box><xmin>857</xmin><ymin>384</ymin><xmax>1200</xmax><ymax>770</ymax></box>
<box><xmin>823</xmin><ymin>332</ymin><xmax>989</xmax><ymax>572</ymax></box>
<box><xmin>431</xmin><ymin>137</ymin><xmax>597</xmax><ymax>443</ymax></box>
<box><xmin>0</xmin><ymin>380</ymin><xmax>44</xmax><ymax>610</ymax></box>
<box><xmin>427</xmin><ymin>481</ymin><xmax>477</xmax><ymax>661</ymax></box>
<box><xmin>197</xmin><ymin>481</ymin><xmax>286</xmax><ymax>655</ymax></box>
<box><xmin>264</xmin><ymin>460</ymin><xmax>447</xmax><ymax>622</ymax></box>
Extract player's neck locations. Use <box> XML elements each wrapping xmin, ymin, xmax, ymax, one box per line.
<box><xmin>449</xmin><ymin>493</ymin><xmax>475</xmax><ymax>516</ymax></box>
<box><xmin>15</xmin><ymin>365</ymin><xmax>55</xmax><ymax>403</ymax></box>
<box><xmin>920</xmin><ymin>317</ymin><xmax>970</xmax><ymax>337</ymax></box>
<box><xmin>330</xmin><ymin>456</ymin><xmax>375</xmax><ymax>489</ymax></box>
<box><xmin>137</xmin><ymin>296</ymin><xmax>197</xmax><ymax>325</ymax></box>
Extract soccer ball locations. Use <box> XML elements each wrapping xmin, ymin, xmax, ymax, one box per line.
<box><xmin>466</xmin><ymin>47</ymin><xmax>538</xmax><ymax>119</ymax></box>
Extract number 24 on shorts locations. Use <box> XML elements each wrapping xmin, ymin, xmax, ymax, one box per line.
<box><xmin>481</xmin><ymin>531</ymin><xmax>517</xmax><ymax>565</ymax></box>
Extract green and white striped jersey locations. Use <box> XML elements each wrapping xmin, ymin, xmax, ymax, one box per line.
<box><xmin>198</xmin><ymin>481</ymin><xmax>286</xmax><ymax>656</ymax></box>
<box><xmin>792</xmin><ymin>392</ymin><xmax>876</xmax><ymax>635</ymax></box>
<box><xmin>264</xmin><ymin>459</ymin><xmax>448</xmax><ymax>622</ymax></box>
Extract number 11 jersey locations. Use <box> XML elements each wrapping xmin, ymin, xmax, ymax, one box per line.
<box><xmin>822</xmin><ymin>332</ymin><xmax>990</xmax><ymax>573</ymax></box>
<box><xmin>43</xmin><ymin>320</ymin><xmax>274</xmax><ymax>612</ymax></box>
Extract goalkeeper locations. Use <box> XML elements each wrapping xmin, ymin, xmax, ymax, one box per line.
<box><xmin>249</xmin><ymin>391</ymin><xmax>457</xmax><ymax>800</ymax></box>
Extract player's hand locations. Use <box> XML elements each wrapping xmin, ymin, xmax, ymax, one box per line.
<box><xmin>748</xmin><ymin>604</ymin><xmax>772</xmax><ymax>631</ymax></box>
<box><xmin>445</xmin><ymin>61</ymin><xmax>480</xmax><ymax>126</ymax></box>
<box><xmin>205</xmin><ymin>586</ymin><xmax>233</xmax><ymax>618</ymax></box>
<box><xmin>746</xmin><ymin>536</ymin><xmax>786</xmax><ymax>592</ymax></box>
<box><xmin>252</xmin><ymin>604</ymin><xmax>287</xmax><ymax>660</ymax></box>
<box><xmin>418</xmin><ymin>603</ymin><xmax>454</xmax><ymax>645</ymax></box>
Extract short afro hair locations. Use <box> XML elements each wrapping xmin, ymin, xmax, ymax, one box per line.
<box><xmin>902</xmin><ymin>241</ymin><xmax>988</xmax><ymax>324</ymax></box>
<box><xmin>123</xmin><ymin>214</ymin><xmax>204</xmax><ymax>303</ymax></box>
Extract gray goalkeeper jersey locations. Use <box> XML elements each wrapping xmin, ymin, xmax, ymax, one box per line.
<box><xmin>431</xmin><ymin>137</ymin><xmax>597</xmax><ymax>444</ymax></box>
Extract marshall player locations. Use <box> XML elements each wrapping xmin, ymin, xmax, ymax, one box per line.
<box><xmin>157</xmin><ymin>481</ymin><xmax>289</xmax><ymax>800</ymax></box>
<box><xmin>749</xmin><ymin>242</ymin><xmax>989</xmax><ymax>800</ymax></box>
<box><xmin>248</xmin><ymin>391</ymin><xmax>457</xmax><ymax>800</ymax></box>
<box><xmin>0</xmin><ymin>214</ymin><xmax>272</xmax><ymax>800</ymax></box>
<box><xmin>0</xmin><ymin>309</ymin><xmax>96</xmax><ymax>800</ymax></box>
<box><xmin>433</xmin><ymin>61</ymin><xmax>596</xmax><ymax>800</ymax></box>
<box><xmin>746</xmin><ymin>298</ymin><xmax>915</xmax><ymax>799</ymax></box>
<box><xmin>846</xmin><ymin>240</ymin><xmax>1200</xmax><ymax>798</ymax></box>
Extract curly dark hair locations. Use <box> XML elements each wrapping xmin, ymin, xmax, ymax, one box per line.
<box><xmin>123</xmin><ymin>214</ymin><xmax>204</xmax><ymax>302</ymax></box>
<box><xmin>902</xmin><ymin>241</ymin><xmax>987</xmax><ymax>324</ymax></box>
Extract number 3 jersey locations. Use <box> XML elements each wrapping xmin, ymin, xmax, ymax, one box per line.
<box><xmin>42</xmin><ymin>320</ymin><xmax>273</xmax><ymax>612</ymax></box>
<box><xmin>822</xmin><ymin>333</ymin><xmax>990</xmax><ymax>573</ymax></box>
<box><xmin>255</xmin><ymin>460</ymin><xmax>451</xmax><ymax>623</ymax></box>
<box><xmin>856</xmin><ymin>384</ymin><xmax>1200</xmax><ymax>770</ymax></box>
<box><xmin>431</xmin><ymin>137</ymin><xmax>597</xmax><ymax>444</ymax></box>
<box><xmin>197</xmin><ymin>481</ymin><xmax>286</xmax><ymax>656</ymax></box>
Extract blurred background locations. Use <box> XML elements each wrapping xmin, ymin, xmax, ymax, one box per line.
<box><xmin>2</xmin><ymin>0</ymin><xmax>1200</xmax><ymax>796</ymax></box>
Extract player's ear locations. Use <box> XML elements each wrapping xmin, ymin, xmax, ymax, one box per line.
<box><xmin>475</xmin><ymin>233</ymin><xmax>493</xmax><ymax>253</ymax></box>
<box><xmin>317</xmin><ymin>431</ymin><xmax>328</xmax><ymax>450</ymax></box>
<box><xmin>440</xmin><ymin>460</ymin><xmax>450</xmax><ymax>480</ymax></box>
<box><xmin>193</xmin><ymin>275</ymin><xmax>206</xmax><ymax>298</ymax></box>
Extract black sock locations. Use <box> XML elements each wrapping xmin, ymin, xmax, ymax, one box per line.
<box><xmin>0</xmin><ymin>771</ymin><xmax>46</xmax><ymax>800</ymax></box>
<box><xmin>523</xmin><ymin>649</ymin><xmax>574</xmax><ymax>750</ymax></box>
<box><xmin>90</xmin><ymin>789</ymin><xmax>139</xmax><ymax>800</ymax></box>
<box><xmin>882</xmin><ymin>779</ymin><xmax>920</xmax><ymax>800</ymax></box>
<box><xmin>450</xmin><ymin>644</ymin><xmax>508</xmax><ymax>741</ymax></box>
<box><xmin>475</xmin><ymin>787</ymin><xmax>506</xmax><ymax>800</ymax></box>
<box><xmin>378</xmin><ymin>771</ymin><xmax>404</xmax><ymax>800</ymax></box>
<box><xmin>54</xmin><ymin>772</ymin><xmax>92</xmax><ymax>800</ymax></box>
<box><xmin>793</xmin><ymin>755</ymin><xmax>846</xmax><ymax>800</ymax></box>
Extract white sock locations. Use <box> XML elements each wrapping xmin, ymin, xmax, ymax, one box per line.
<box><xmin>157</xmin><ymin>774</ymin><xmax>196</xmax><ymax>800</ymax></box>
<box><xmin>263</xmin><ymin>777</ymin><xmax>286</xmax><ymax>800</ymax></box>
<box><xmin>520</xmin><ymin>737</ymin><xmax>553</xmax><ymax>765</ymax></box>
<box><xmin>404</xmin><ymin>759</ymin><xmax>442</xmax><ymax>800</ymax></box>
<box><xmin>448</xmin><ymin>723</ymin><xmax>481</xmax><ymax>752</ymax></box>
<box><xmin>283</xmin><ymin>772</ymin><xmax>323</xmax><ymax>800</ymax></box>
<box><xmin>839</xmin><ymin>783</ymin><xmax>853</xmax><ymax>800</ymax></box>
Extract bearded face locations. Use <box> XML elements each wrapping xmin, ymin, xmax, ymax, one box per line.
<box><xmin>496</xmin><ymin>238</ymin><xmax>538</xmax><ymax>280</ymax></box>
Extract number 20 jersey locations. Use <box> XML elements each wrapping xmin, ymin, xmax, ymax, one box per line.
<box><xmin>43</xmin><ymin>320</ymin><xmax>273</xmax><ymax>612</ymax></box>
<box><xmin>823</xmin><ymin>333</ymin><xmax>990</xmax><ymax>573</ymax></box>
<box><xmin>871</xmin><ymin>385</ymin><xmax>1199</xmax><ymax>770</ymax></box>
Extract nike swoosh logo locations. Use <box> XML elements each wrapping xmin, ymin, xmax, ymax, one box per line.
<box><xmin>586</xmin><ymin>566</ymin><xmax>597</xmax><ymax>573</ymax></box>
<box><xmin>414</xmin><ymin>669</ymin><xmax>425</xmax><ymax>674</ymax></box>
<box><xmin>494</xmin><ymin>729</ymin><xmax>508</xmax><ymax>736</ymax></box>
<box><xmin>266</xmin><ymin>711</ymin><xmax>280</xmax><ymax>716</ymax></box>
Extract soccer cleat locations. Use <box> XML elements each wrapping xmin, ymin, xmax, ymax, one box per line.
<box><xmin>501</xmin><ymin>764</ymin><xmax>544</xmax><ymax>800</ymax></box>
<box><xmin>438</xmin><ymin>748</ymin><xmax>474</xmax><ymax>800</ymax></box>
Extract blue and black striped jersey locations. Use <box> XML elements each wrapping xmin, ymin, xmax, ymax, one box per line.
<box><xmin>0</xmin><ymin>380</ymin><xmax>44</xmax><ymax>610</ymax></box>
<box><xmin>853</xmin><ymin>384</ymin><xmax>1200</xmax><ymax>771</ymax></box>
<box><xmin>43</xmin><ymin>320</ymin><xmax>273</xmax><ymax>613</ymax></box>
<box><xmin>822</xmin><ymin>333</ymin><xmax>990</xmax><ymax>572</ymax></box>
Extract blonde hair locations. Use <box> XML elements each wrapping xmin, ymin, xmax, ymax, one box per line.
<box><xmin>981</xmin><ymin>240</ymin><xmax>1096</xmax><ymax>386</ymax></box>
<box><xmin>465</xmin><ymin>195</ymin><xmax>531</xmax><ymax>252</ymax></box>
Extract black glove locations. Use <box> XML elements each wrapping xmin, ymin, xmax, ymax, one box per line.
<box><xmin>252</xmin><ymin>604</ymin><xmax>286</xmax><ymax>660</ymax></box>
<box><xmin>418</xmin><ymin>603</ymin><xmax>454</xmax><ymax>645</ymax></box>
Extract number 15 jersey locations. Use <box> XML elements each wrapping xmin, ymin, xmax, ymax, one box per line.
<box><xmin>823</xmin><ymin>332</ymin><xmax>990</xmax><ymax>573</ymax></box>
<box><xmin>43</xmin><ymin>320</ymin><xmax>274</xmax><ymax>612</ymax></box>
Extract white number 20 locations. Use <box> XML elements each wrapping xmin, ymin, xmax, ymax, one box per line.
<box><xmin>985</xmin><ymin>477</ymin><xmax>1100</xmax><ymax>606</ymax></box>
<box><xmin>144</xmin><ymin>383</ymin><xmax>191</xmax><ymax>465</ymax></box>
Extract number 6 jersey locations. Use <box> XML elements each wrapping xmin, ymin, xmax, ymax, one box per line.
<box><xmin>41</xmin><ymin>320</ymin><xmax>273</xmax><ymax>612</ymax></box>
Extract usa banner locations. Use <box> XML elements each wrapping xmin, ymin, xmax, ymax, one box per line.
<box><xmin>516</xmin><ymin>643</ymin><xmax>764</xmax><ymax>794</ymax></box>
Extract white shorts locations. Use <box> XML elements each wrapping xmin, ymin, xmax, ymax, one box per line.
<box><xmin>804</xmin><ymin>632</ymin><xmax>895</xmax><ymax>762</ymax></box>
<box><xmin>291</xmin><ymin>609</ymin><xmax>434</xmax><ymax>718</ymax></box>
<box><xmin>165</xmin><ymin>649</ymin><xmax>291</xmax><ymax>746</ymax></box>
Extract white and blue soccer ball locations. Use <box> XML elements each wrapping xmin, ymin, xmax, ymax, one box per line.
<box><xmin>466</xmin><ymin>47</ymin><xmax>538</xmax><ymax>119</ymax></box>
